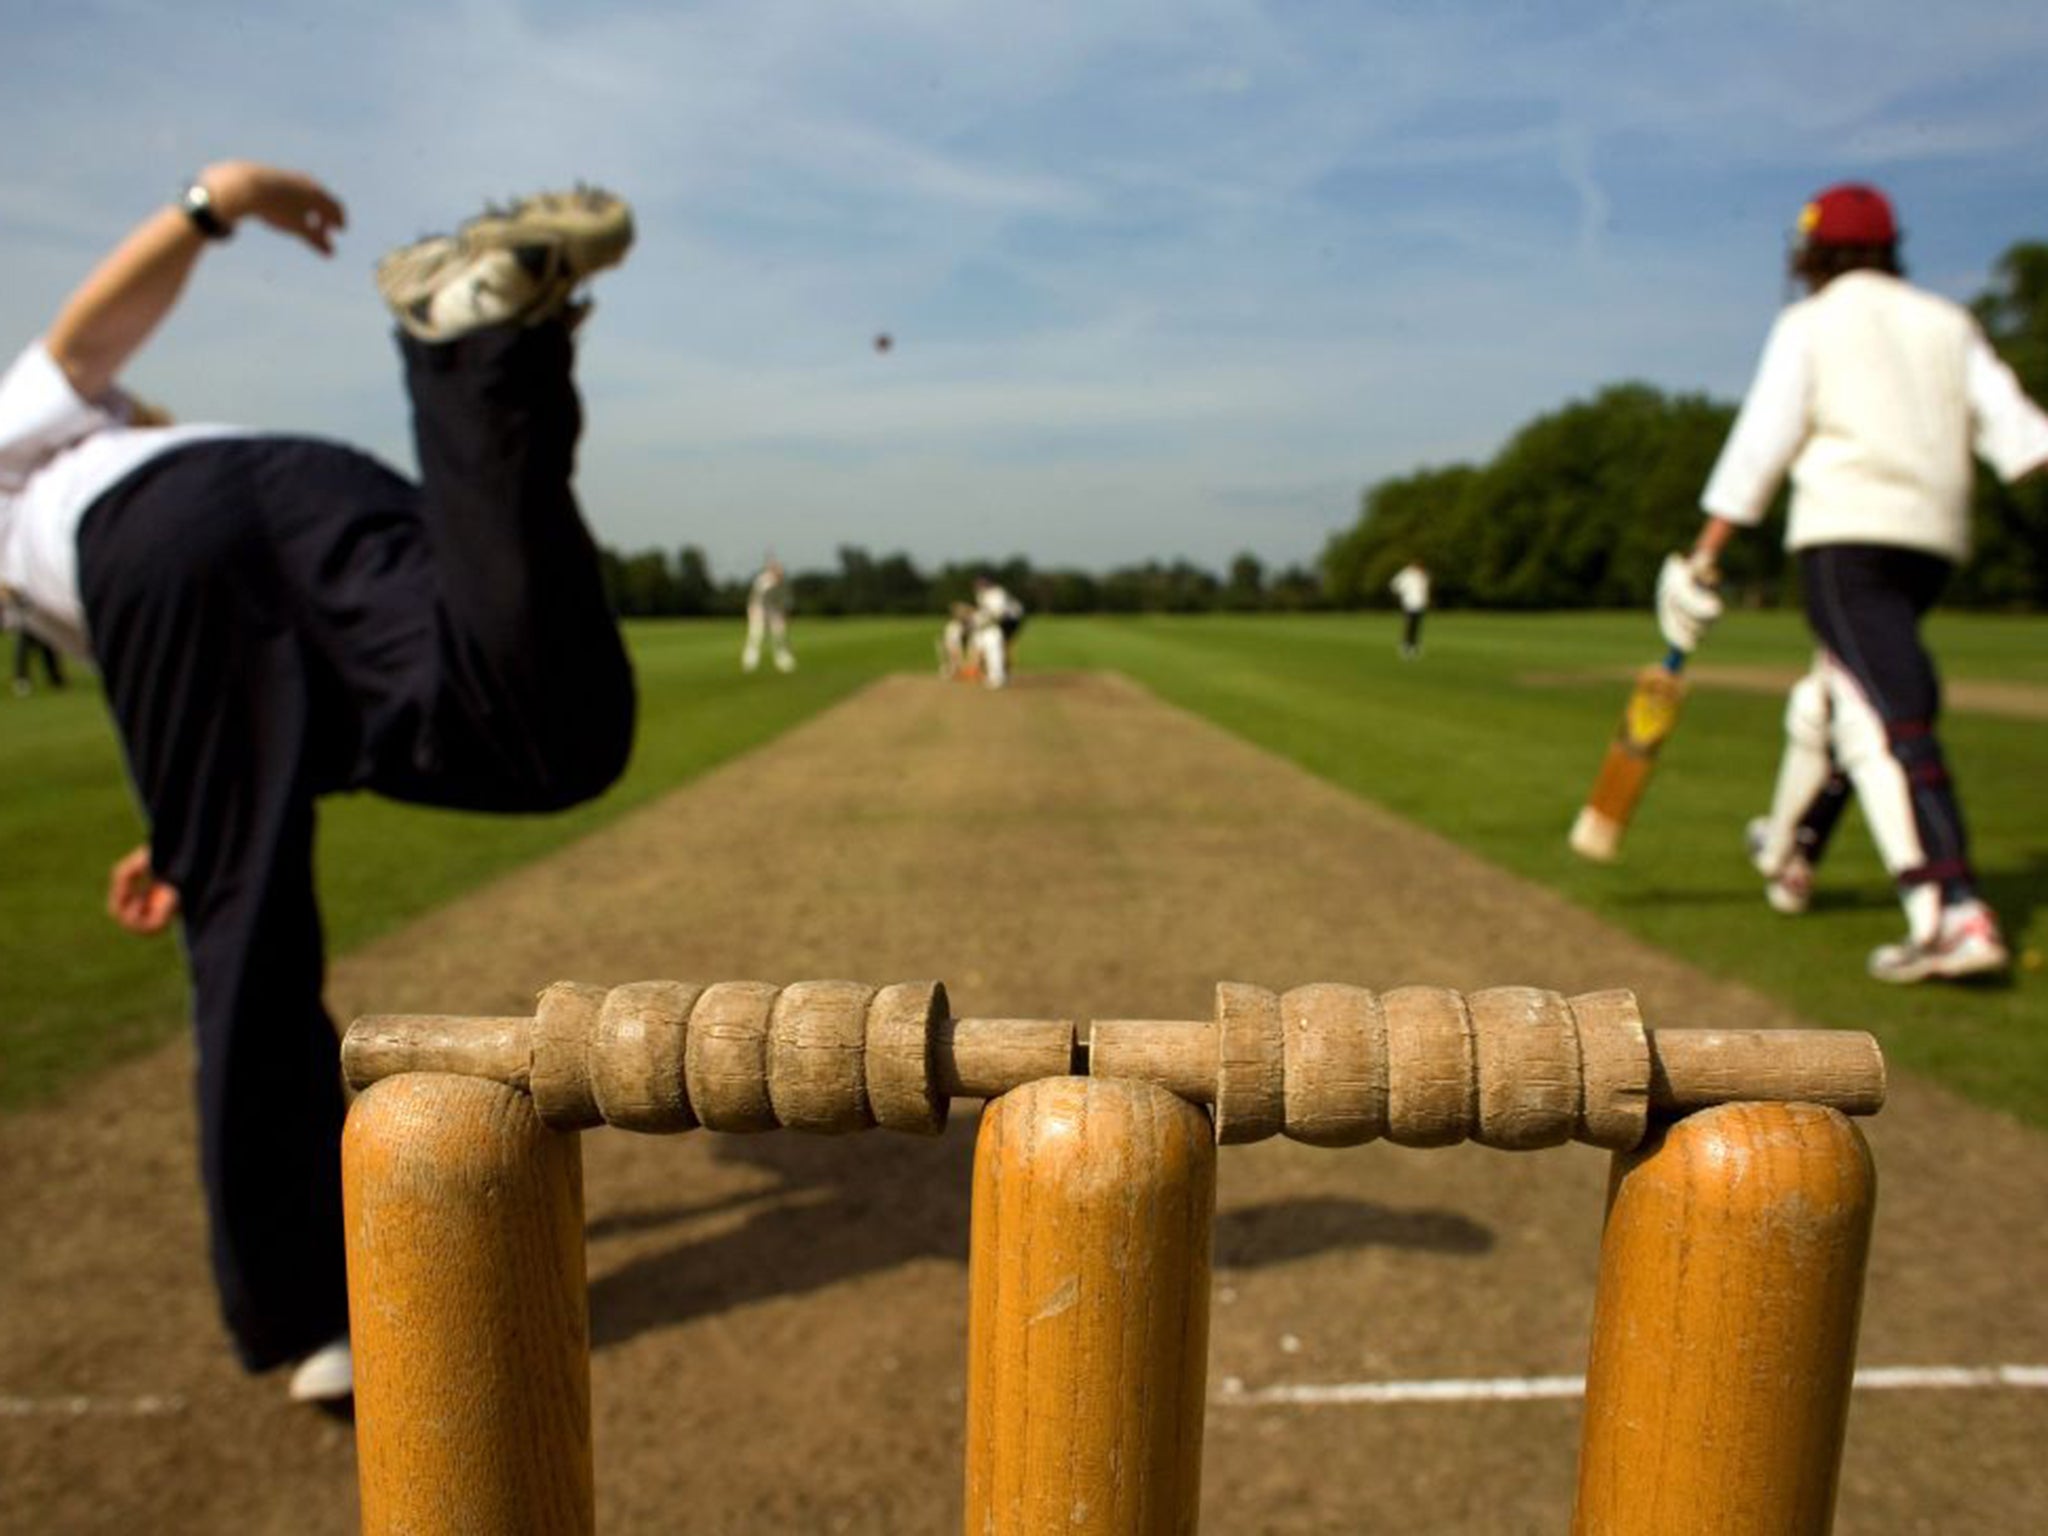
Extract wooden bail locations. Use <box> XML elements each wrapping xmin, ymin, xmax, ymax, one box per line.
<box><xmin>1572</xmin><ymin>1102</ymin><xmax>1876</xmax><ymax>1536</ymax></box>
<box><xmin>344</xmin><ymin>1074</ymin><xmax>594</xmax><ymax>1536</ymax></box>
<box><xmin>964</xmin><ymin>1078</ymin><xmax>1216</xmax><ymax>1535</ymax></box>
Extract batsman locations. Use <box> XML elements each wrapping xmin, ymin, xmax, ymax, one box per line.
<box><xmin>1658</xmin><ymin>182</ymin><xmax>2048</xmax><ymax>984</ymax></box>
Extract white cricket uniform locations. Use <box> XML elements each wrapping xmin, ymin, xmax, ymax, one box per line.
<box><xmin>939</xmin><ymin>607</ymin><xmax>973</xmax><ymax>677</ymax></box>
<box><xmin>742</xmin><ymin>565</ymin><xmax>794</xmax><ymax>672</ymax></box>
<box><xmin>1389</xmin><ymin>563</ymin><xmax>1430</xmax><ymax>655</ymax></box>
<box><xmin>1702</xmin><ymin>271</ymin><xmax>2048</xmax><ymax>933</ymax></box>
<box><xmin>973</xmin><ymin>584</ymin><xmax>1024</xmax><ymax>688</ymax></box>
<box><xmin>1703</xmin><ymin>271</ymin><xmax>2048</xmax><ymax>555</ymax></box>
<box><xmin>1389</xmin><ymin>565</ymin><xmax>1430</xmax><ymax>613</ymax></box>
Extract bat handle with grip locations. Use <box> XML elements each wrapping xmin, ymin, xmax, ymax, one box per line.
<box><xmin>1662</xmin><ymin>645</ymin><xmax>1687</xmax><ymax>675</ymax></box>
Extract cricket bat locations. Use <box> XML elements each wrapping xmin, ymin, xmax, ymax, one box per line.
<box><xmin>1568</xmin><ymin>647</ymin><xmax>1688</xmax><ymax>862</ymax></box>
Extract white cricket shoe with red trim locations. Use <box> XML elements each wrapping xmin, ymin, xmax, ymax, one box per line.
<box><xmin>1868</xmin><ymin>901</ymin><xmax>2010</xmax><ymax>984</ymax></box>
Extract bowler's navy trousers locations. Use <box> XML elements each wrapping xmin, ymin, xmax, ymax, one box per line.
<box><xmin>79</xmin><ymin>321</ymin><xmax>634</xmax><ymax>1369</ymax></box>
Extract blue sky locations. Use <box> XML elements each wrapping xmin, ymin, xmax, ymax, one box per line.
<box><xmin>6</xmin><ymin>1</ymin><xmax>2047</xmax><ymax>579</ymax></box>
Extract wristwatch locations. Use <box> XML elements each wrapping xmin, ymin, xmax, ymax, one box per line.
<box><xmin>179</xmin><ymin>180</ymin><xmax>233</xmax><ymax>241</ymax></box>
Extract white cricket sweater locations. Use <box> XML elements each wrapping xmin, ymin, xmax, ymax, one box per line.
<box><xmin>0</xmin><ymin>341</ymin><xmax>243</xmax><ymax>658</ymax></box>
<box><xmin>1701</xmin><ymin>271</ymin><xmax>2048</xmax><ymax>562</ymax></box>
<box><xmin>1389</xmin><ymin>565</ymin><xmax>1430</xmax><ymax>612</ymax></box>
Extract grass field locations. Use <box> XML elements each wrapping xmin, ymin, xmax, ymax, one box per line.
<box><xmin>1028</xmin><ymin>610</ymin><xmax>2048</xmax><ymax>1126</ymax></box>
<box><xmin>3</xmin><ymin>609</ymin><xmax>2043</xmax><ymax>1125</ymax></box>
<box><xmin>0</xmin><ymin>619</ymin><xmax>929</xmax><ymax>1109</ymax></box>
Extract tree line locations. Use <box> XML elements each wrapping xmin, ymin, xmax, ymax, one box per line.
<box><xmin>601</xmin><ymin>241</ymin><xmax>2048</xmax><ymax>618</ymax></box>
<box><xmin>597</xmin><ymin>545</ymin><xmax>1329</xmax><ymax>620</ymax></box>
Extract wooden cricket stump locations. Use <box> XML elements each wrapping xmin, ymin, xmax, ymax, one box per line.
<box><xmin>344</xmin><ymin>1073</ymin><xmax>593</xmax><ymax>1536</ymax></box>
<box><xmin>966</xmin><ymin>1078</ymin><xmax>1214</xmax><ymax>1534</ymax></box>
<box><xmin>339</xmin><ymin>978</ymin><xmax>1885</xmax><ymax>1535</ymax></box>
<box><xmin>1573</xmin><ymin>1102</ymin><xmax>1875</xmax><ymax>1534</ymax></box>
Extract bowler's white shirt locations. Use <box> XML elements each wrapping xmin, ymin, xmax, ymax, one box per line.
<box><xmin>0</xmin><ymin>341</ymin><xmax>242</xmax><ymax>657</ymax></box>
<box><xmin>1702</xmin><ymin>272</ymin><xmax>2048</xmax><ymax>561</ymax></box>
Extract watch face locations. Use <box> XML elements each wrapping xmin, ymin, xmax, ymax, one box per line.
<box><xmin>182</xmin><ymin>183</ymin><xmax>228</xmax><ymax>237</ymax></box>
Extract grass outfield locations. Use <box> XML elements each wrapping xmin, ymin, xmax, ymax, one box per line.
<box><xmin>1028</xmin><ymin>610</ymin><xmax>2048</xmax><ymax>1127</ymax></box>
<box><xmin>0</xmin><ymin>618</ymin><xmax>931</xmax><ymax>1110</ymax></box>
<box><xmin>3</xmin><ymin>609</ymin><xmax>2043</xmax><ymax>1125</ymax></box>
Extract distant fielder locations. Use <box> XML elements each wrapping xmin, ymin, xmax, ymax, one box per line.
<box><xmin>937</xmin><ymin>600</ymin><xmax>976</xmax><ymax>679</ymax></box>
<box><xmin>1389</xmin><ymin>560</ymin><xmax>1430</xmax><ymax>659</ymax></box>
<box><xmin>1659</xmin><ymin>182</ymin><xmax>2048</xmax><ymax>983</ymax></box>
<box><xmin>742</xmin><ymin>556</ymin><xmax>796</xmax><ymax>674</ymax></box>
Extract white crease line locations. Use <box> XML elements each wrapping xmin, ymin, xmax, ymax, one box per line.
<box><xmin>0</xmin><ymin>1395</ymin><xmax>189</xmax><ymax>1419</ymax></box>
<box><xmin>1218</xmin><ymin>1365</ymin><xmax>2048</xmax><ymax>1407</ymax></box>
<box><xmin>1854</xmin><ymin>1365</ymin><xmax>2048</xmax><ymax>1391</ymax></box>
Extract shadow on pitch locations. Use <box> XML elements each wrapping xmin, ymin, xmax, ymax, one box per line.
<box><xmin>585</xmin><ymin>1113</ymin><xmax>978</xmax><ymax>1352</ymax></box>
<box><xmin>1624</xmin><ymin>883</ymin><xmax>1895</xmax><ymax>913</ymax></box>
<box><xmin>1214</xmin><ymin>1196</ymin><xmax>1494</xmax><ymax>1268</ymax></box>
<box><xmin>1645</xmin><ymin>850</ymin><xmax>2045</xmax><ymax>925</ymax></box>
<box><xmin>585</xmin><ymin>1114</ymin><xmax>1494</xmax><ymax>1350</ymax></box>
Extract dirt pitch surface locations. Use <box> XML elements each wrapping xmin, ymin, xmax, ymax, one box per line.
<box><xmin>5</xmin><ymin>671</ymin><xmax>2046</xmax><ymax>1534</ymax></box>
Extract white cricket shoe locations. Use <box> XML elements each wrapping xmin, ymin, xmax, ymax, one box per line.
<box><xmin>461</xmin><ymin>186</ymin><xmax>636</xmax><ymax>278</ymax></box>
<box><xmin>1744</xmin><ymin>817</ymin><xmax>1812</xmax><ymax>916</ymax></box>
<box><xmin>377</xmin><ymin>186</ymin><xmax>634</xmax><ymax>343</ymax></box>
<box><xmin>1868</xmin><ymin>901</ymin><xmax>2010</xmax><ymax>985</ymax></box>
<box><xmin>377</xmin><ymin>239</ymin><xmax>575</xmax><ymax>342</ymax></box>
<box><xmin>287</xmin><ymin>1336</ymin><xmax>353</xmax><ymax>1404</ymax></box>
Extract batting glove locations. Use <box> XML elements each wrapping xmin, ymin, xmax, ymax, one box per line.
<box><xmin>1655</xmin><ymin>552</ymin><xmax>1723</xmax><ymax>654</ymax></box>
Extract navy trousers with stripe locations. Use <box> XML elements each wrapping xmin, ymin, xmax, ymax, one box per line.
<box><xmin>1798</xmin><ymin>542</ymin><xmax>1973</xmax><ymax>900</ymax></box>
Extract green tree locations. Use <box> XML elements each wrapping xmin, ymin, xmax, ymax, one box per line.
<box><xmin>672</xmin><ymin>546</ymin><xmax>718</xmax><ymax>616</ymax></box>
<box><xmin>610</xmin><ymin>549</ymin><xmax>677</xmax><ymax>616</ymax></box>
<box><xmin>1320</xmin><ymin>386</ymin><xmax>1743</xmax><ymax>609</ymax></box>
<box><xmin>1224</xmin><ymin>552</ymin><xmax>1266</xmax><ymax>611</ymax></box>
<box><xmin>1320</xmin><ymin>464</ymin><xmax>1480</xmax><ymax>607</ymax></box>
<box><xmin>1960</xmin><ymin>241</ymin><xmax>2048</xmax><ymax>607</ymax></box>
<box><xmin>1972</xmin><ymin>243</ymin><xmax>2048</xmax><ymax>397</ymax></box>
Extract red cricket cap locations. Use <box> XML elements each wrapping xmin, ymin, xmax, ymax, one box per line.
<box><xmin>1796</xmin><ymin>183</ymin><xmax>1898</xmax><ymax>248</ymax></box>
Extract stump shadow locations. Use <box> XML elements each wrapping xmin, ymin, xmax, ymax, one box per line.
<box><xmin>586</xmin><ymin>1120</ymin><xmax>975</xmax><ymax>1351</ymax></box>
<box><xmin>1214</xmin><ymin>1196</ymin><xmax>1494</xmax><ymax>1268</ymax></box>
<box><xmin>587</xmin><ymin>1122</ymin><xmax>1497</xmax><ymax>1351</ymax></box>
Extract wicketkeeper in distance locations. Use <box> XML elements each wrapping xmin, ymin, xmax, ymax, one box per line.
<box><xmin>1657</xmin><ymin>181</ymin><xmax>2048</xmax><ymax>984</ymax></box>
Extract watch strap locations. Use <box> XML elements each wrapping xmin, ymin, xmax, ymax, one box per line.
<box><xmin>180</xmin><ymin>181</ymin><xmax>233</xmax><ymax>241</ymax></box>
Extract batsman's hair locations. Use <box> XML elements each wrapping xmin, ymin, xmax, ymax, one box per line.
<box><xmin>1791</xmin><ymin>239</ymin><xmax>1903</xmax><ymax>289</ymax></box>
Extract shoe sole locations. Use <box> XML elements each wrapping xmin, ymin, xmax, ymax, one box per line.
<box><xmin>374</xmin><ymin>236</ymin><xmax>464</xmax><ymax>313</ymax></box>
<box><xmin>1933</xmin><ymin>947</ymin><xmax>2011</xmax><ymax>981</ymax></box>
<box><xmin>1869</xmin><ymin>946</ymin><xmax>2010</xmax><ymax>984</ymax></box>
<box><xmin>461</xmin><ymin>191</ymin><xmax>634</xmax><ymax>277</ymax></box>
